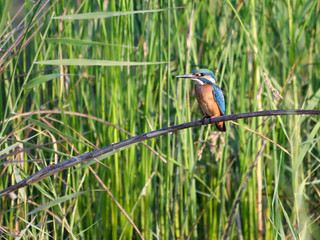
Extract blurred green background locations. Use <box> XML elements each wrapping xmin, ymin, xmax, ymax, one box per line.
<box><xmin>1</xmin><ymin>0</ymin><xmax>319</xmax><ymax>239</ymax></box>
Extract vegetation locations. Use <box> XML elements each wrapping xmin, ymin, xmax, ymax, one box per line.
<box><xmin>1</xmin><ymin>0</ymin><xmax>319</xmax><ymax>239</ymax></box>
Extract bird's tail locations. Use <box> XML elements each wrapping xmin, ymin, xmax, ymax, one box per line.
<box><xmin>215</xmin><ymin>122</ymin><xmax>226</xmax><ymax>132</ymax></box>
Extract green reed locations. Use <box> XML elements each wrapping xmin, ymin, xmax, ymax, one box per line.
<box><xmin>0</xmin><ymin>0</ymin><xmax>319</xmax><ymax>239</ymax></box>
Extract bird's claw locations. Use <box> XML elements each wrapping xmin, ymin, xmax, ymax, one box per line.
<box><xmin>201</xmin><ymin>116</ymin><xmax>207</xmax><ymax>125</ymax></box>
<box><xmin>202</xmin><ymin>115</ymin><xmax>218</xmax><ymax>125</ymax></box>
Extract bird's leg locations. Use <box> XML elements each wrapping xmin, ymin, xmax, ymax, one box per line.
<box><xmin>202</xmin><ymin>115</ymin><xmax>218</xmax><ymax>125</ymax></box>
<box><xmin>201</xmin><ymin>116</ymin><xmax>209</xmax><ymax>125</ymax></box>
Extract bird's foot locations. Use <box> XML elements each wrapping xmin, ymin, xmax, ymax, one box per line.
<box><xmin>201</xmin><ymin>116</ymin><xmax>210</xmax><ymax>125</ymax></box>
<box><xmin>202</xmin><ymin>115</ymin><xmax>218</xmax><ymax>125</ymax></box>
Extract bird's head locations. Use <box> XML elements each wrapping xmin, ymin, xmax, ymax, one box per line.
<box><xmin>176</xmin><ymin>69</ymin><xmax>216</xmax><ymax>85</ymax></box>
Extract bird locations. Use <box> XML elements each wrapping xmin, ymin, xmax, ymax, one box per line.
<box><xmin>176</xmin><ymin>69</ymin><xmax>226</xmax><ymax>132</ymax></box>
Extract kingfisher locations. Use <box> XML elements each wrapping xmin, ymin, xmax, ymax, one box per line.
<box><xmin>176</xmin><ymin>69</ymin><xmax>226</xmax><ymax>132</ymax></box>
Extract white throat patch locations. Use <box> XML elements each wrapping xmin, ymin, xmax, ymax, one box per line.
<box><xmin>192</xmin><ymin>78</ymin><xmax>204</xmax><ymax>85</ymax></box>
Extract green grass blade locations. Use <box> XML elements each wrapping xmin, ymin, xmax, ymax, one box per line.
<box><xmin>23</xmin><ymin>74</ymin><xmax>68</xmax><ymax>89</ymax></box>
<box><xmin>53</xmin><ymin>7</ymin><xmax>184</xmax><ymax>20</ymax></box>
<box><xmin>35</xmin><ymin>59</ymin><xmax>167</xmax><ymax>66</ymax></box>
<box><xmin>46</xmin><ymin>38</ymin><xmax>136</xmax><ymax>48</ymax></box>
<box><xmin>27</xmin><ymin>191</ymin><xmax>88</xmax><ymax>215</ymax></box>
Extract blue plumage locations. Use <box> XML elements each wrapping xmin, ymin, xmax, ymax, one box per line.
<box><xmin>192</xmin><ymin>69</ymin><xmax>216</xmax><ymax>82</ymax></box>
<box><xmin>211</xmin><ymin>84</ymin><xmax>226</xmax><ymax>115</ymax></box>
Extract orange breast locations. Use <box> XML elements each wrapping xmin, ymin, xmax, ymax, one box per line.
<box><xmin>195</xmin><ymin>83</ymin><xmax>222</xmax><ymax>117</ymax></box>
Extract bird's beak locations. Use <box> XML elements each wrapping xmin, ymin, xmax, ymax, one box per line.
<box><xmin>176</xmin><ymin>73</ymin><xmax>196</xmax><ymax>79</ymax></box>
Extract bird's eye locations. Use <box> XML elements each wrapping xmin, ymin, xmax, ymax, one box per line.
<box><xmin>200</xmin><ymin>73</ymin><xmax>205</xmax><ymax>76</ymax></box>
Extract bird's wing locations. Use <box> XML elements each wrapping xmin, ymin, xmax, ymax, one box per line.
<box><xmin>212</xmin><ymin>84</ymin><xmax>226</xmax><ymax>115</ymax></box>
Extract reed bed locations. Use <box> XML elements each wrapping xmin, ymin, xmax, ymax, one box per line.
<box><xmin>1</xmin><ymin>0</ymin><xmax>319</xmax><ymax>239</ymax></box>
